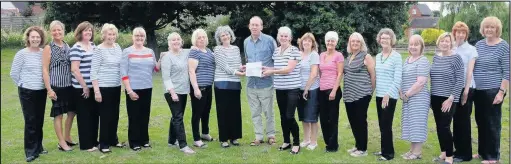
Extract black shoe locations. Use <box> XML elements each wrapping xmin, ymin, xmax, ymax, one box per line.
<box><xmin>100</xmin><ymin>148</ymin><xmax>112</xmax><ymax>153</ymax></box>
<box><xmin>230</xmin><ymin>140</ymin><xmax>240</xmax><ymax>146</ymax></box>
<box><xmin>39</xmin><ymin>150</ymin><xmax>48</xmax><ymax>155</ymax></box>
<box><xmin>26</xmin><ymin>156</ymin><xmax>37</xmax><ymax>162</ymax></box>
<box><xmin>132</xmin><ymin>146</ymin><xmax>141</xmax><ymax>151</ymax></box>
<box><xmin>453</xmin><ymin>157</ymin><xmax>470</xmax><ymax>162</ymax></box>
<box><xmin>290</xmin><ymin>146</ymin><xmax>300</xmax><ymax>155</ymax></box>
<box><xmin>326</xmin><ymin>148</ymin><xmax>338</xmax><ymax>153</ymax></box>
<box><xmin>57</xmin><ymin>144</ymin><xmax>72</xmax><ymax>152</ymax></box>
<box><xmin>278</xmin><ymin>144</ymin><xmax>291</xmax><ymax>151</ymax></box>
<box><xmin>66</xmin><ymin>141</ymin><xmax>78</xmax><ymax>147</ymax></box>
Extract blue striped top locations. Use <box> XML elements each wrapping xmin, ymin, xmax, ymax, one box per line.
<box><xmin>375</xmin><ymin>50</ymin><xmax>402</xmax><ymax>99</ymax></box>
<box><xmin>273</xmin><ymin>46</ymin><xmax>302</xmax><ymax>90</ymax></box>
<box><xmin>189</xmin><ymin>48</ymin><xmax>215</xmax><ymax>87</ymax></box>
<box><xmin>120</xmin><ymin>46</ymin><xmax>157</xmax><ymax>90</ymax></box>
<box><xmin>430</xmin><ymin>53</ymin><xmax>465</xmax><ymax>102</ymax></box>
<box><xmin>69</xmin><ymin>42</ymin><xmax>95</xmax><ymax>88</ymax></box>
<box><xmin>474</xmin><ymin>39</ymin><xmax>510</xmax><ymax>90</ymax></box>
<box><xmin>10</xmin><ymin>48</ymin><xmax>45</xmax><ymax>90</ymax></box>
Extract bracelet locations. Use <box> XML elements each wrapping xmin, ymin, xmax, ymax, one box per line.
<box><xmin>499</xmin><ymin>88</ymin><xmax>506</xmax><ymax>93</ymax></box>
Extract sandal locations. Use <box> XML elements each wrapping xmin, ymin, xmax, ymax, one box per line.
<box><xmin>86</xmin><ymin>147</ymin><xmax>98</xmax><ymax>152</ymax></box>
<box><xmin>401</xmin><ymin>151</ymin><xmax>412</xmax><ymax>157</ymax></box>
<box><xmin>433</xmin><ymin>156</ymin><xmax>445</xmax><ymax>162</ymax></box>
<box><xmin>267</xmin><ymin>137</ymin><xmax>276</xmax><ymax>145</ymax></box>
<box><xmin>113</xmin><ymin>142</ymin><xmax>126</xmax><ymax>148</ymax></box>
<box><xmin>193</xmin><ymin>142</ymin><xmax>208</xmax><ymax>148</ymax></box>
<box><xmin>250</xmin><ymin>139</ymin><xmax>264</xmax><ymax>146</ymax></box>
<box><xmin>403</xmin><ymin>153</ymin><xmax>422</xmax><ymax>160</ymax></box>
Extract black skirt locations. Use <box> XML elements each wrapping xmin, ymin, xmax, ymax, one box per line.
<box><xmin>50</xmin><ymin>86</ymin><xmax>75</xmax><ymax>117</ymax></box>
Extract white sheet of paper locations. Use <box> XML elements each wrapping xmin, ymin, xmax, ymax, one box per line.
<box><xmin>246</xmin><ymin>62</ymin><xmax>262</xmax><ymax>77</ymax></box>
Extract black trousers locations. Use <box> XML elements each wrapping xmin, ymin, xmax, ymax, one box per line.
<box><xmin>345</xmin><ymin>95</ymin><xmax>371</xmax><ymax>151</ymax></box>
<box><xmin>276</xmin><ymin>89</ymin><xmax>300</xmax><ymax>146</ymax></box>
<box><xmin>319</xmin><ymin>88</ymin><xmax>342</xmax><ymax>151</ymax></box>
<box><xmin>215</xmin><ymin>88</ymin><xmax>242</xmax><ymax>142</ymax></box>
<box><xmin>126</xmin><ymin>88</ymin><xmax>152</xmax><ymax>148</ymax></box>
<box><xmin>474</xmin><ymin>88</ymin><xmax>504</xmax><ymax>160</ymax></box>
<box><xmin>164</xmin><ymin>93</ymin><xmax>188</xmax><ymax>149</ymax></box>
<box><xmin>75</xmin><ymin>88</ymin><xmax>100</xmax><ymax>150</ymax></box>
<box><xmin>18</xmin><ymin>87</ymin><xmax>46</xmax><ymax>158</ymax></box>
<box><xmin>190</xmin><ymin>85</ymin><xmax>213</xmax><ymax>141</ymax></box>
<box><xmin>431</xmin><ymin>95</ymin><xmax>457</xmax><ymax>157</ymax></box>
<box><xmin>98</xmin><ymin>86</ymin><xmax>121</xmax><ymax>149</ymax></box>
<box><xmin>453</xmin><ymin>88</ymin><xmax>474</xmax><ymax>161</ymax></box>
<box><xmin>376</xmin><ymin>97</ymin><xmax>397</xmax><ymax>160</ymax></box>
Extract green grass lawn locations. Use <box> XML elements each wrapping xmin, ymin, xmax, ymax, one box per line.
<box><xmin>1</xmin><ymin>48</ymin><xmax>508</xmax><ymax>163</ymax></box>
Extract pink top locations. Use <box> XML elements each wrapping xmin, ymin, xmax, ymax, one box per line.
<box><xmin>319</xmin><ymin>51</ymin><xmax>344</xmax><ymax>90</ymax></box>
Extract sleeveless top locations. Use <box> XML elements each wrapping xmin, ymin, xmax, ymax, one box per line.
<box><xmin>343</xmin><ymin>51</ymin><xmax>372</xmax><ymax>102</ymax></box>
<box><xmin>49</xmin><ymin>41</ymin><xmax>72</xmax><ymax>87</ymax></box>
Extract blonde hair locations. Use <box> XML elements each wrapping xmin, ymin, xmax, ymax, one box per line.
<box><xmin>479</xmin><ymin>16</ymin><xmax>502</xmax><ymax>38</ymax></box>
<box><xmin>167</xmin><ymin>32</ymin><xmax>184</xmax><ymax>46</ymax></box>
<box><xmin>298</xmin><ymin>32</ymin><xmax>318</xmax><ymax>52</ymax></box>
<box><xmin>100</xmin><ymin>23</ymin><xmax>118</xmax><ymax>41</ymax></box>
<box><xmin>409</xmin><ymin>34</ymin><xmax>425</xmax><ymax>55</ymax></box>
<box><xmin>24</xmin><ymin>26</ymin><xmax>45</xmax><ymax>47</ymax></box>
<box><xmin>191</xmin><ymin>28</ymin><xmax>208</xmax><ymax>47</ymax></box>
<box><xmin>347</xmin><ymin>32</ymin><xmax>368</xmax><ymax>53</ymax></box>
<box><xmin>376</xmin><ymin>28</ymin><xmax>397</xmax><ymax>46</ymax></box>
<box><xmin>133</xmin><ymin>27</ymin><xmax>146</xmax><ymax>36</ymax></box>
<box><xmin>452</xmin><ymin>21</ymin><xmax>470</xmax><ymax>41</ymax></box>
<box><xmin>49</xmin><ymin>20</ymin><xmax>65</xmax><ymax>34</ymax></box>
<box><xmin>436</xmin><ymin>32</ymin><xmax>455</xmax><ymax>49</ymax></box>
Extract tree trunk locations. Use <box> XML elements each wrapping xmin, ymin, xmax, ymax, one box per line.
<box><xmin>145</xmin><ymin>28</ymin><xmax>160</xmax><ymax>60</ymax></box>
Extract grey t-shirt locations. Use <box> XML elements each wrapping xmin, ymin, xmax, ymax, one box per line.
<box><xmin>299</xmin><ymin>51</ymin><xmax>320</xmax><ymax>90</ymax></box>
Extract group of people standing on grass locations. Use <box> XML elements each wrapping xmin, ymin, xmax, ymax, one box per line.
<box><xmin>10</xmin><ymin>15</ymin><xmax>508</xmax><ymax>164</ymax></box>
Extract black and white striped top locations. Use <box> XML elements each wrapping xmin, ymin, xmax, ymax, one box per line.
<box><xmin>91</xmin><ymin>43</ymin><xmax>122</xmax><ymax>87</ymax></box>
<box><xmin>10</xmin><ymin>48</ymin><xmax>45</xmax><ymax>90</ymax></box>
<box><xmin>273</xmin><ymin>46</ymin><xmax>302</xmax><ymax>90</ymax></box>
<box><xmin>343</xmin><ymin>51</ymin><xmax>372</xmax><ymax>103</ymax></box>
<box><xmin>474</xmin><ymin>39</ymin><xmax>510</xmax><ymax>90</ymax></box>
<box><xmin>69</xmin><ymin>42</ymin><xmax>96</xmax><ymax>88</ymax></box>
<box><xmin>213</xmin><ymin>45</ymin><xmax>241</xmax><ymax>82</ymax></box>
<box><xmin>49</xmin><ymin>41</ymin><xmax>72</xmax><ymax>87</ymax></box>
<box><xmin>430</xmin><ymin>53</ymin><xmax>465</xmax><ymax>102</ymax></box>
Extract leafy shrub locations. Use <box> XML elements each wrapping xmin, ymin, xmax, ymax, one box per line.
<box><xmin>420</xmin><ymin>28</ymin><xmax>445</xmax><ymax>46</ymax></box>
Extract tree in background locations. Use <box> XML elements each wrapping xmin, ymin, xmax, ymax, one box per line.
<box><xmin>439</xmin><ymin>2</ymin><xmax>509</xmax><ymax>44</ymax></box>
<box><xmin>41</xmin><ymin>2</ymin><xmax>233</xmax><ymax>57</ymax></box>
<box><xmin>229</xmin><ymin>1</ymin><xmax>411</xmax><ymax>55</ymax></box>
<box><xmin>421</xmin><ymin>28</ymin><xmax>445</xmax><ymax>45</ymax></box>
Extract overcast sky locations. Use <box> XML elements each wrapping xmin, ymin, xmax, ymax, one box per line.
<box><xmin>420</xmin><ymin>2</ymin><xmax>441</xmax><ymax>11</ymax></box>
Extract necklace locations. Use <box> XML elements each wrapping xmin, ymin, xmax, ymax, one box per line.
<box><xmin>380</xmin><ymin>52</ymin><xmax>390</xmax><ymax>64</ymax></box>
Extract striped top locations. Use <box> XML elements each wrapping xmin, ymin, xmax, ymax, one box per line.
<box><xmin>343</xmin><ymin>51</ymin><xmax>372</xmax><ymax>102</ymax></box>
<box><xmin>10</xmin><ymin>48</ymin><xmax>45</xmax><ymax>90</ymax></box>
<box><xmin>299</xmin><ymin>51</ymin><xmax>320</xmax><ymax>90</ymax></box>
<box><xmin>120</xmin><ymin>46</ymin><xmax>158</xmax><ymax>90</ymax></box>
<box><xmin>91</xmin><ymin>43</ymin><xmax>122</xmax><ymax>87</ymax></box>
<box><xmin>273</xmin><ymin>46</ymin><xmax>302</xmax><ymax>90</ymax></box>
<box><xmin>319</xmin><ymin>51</ymin><xmax>344</xmax><ymax>90</ymax></box>
<box><xmin>402</xmin><ymin>56</ymin><xmax>430</xmax><ymax>94</ymax></box>
<box><xmin>474</xmin><ymin>39</ymin><xmax>510</xmax><ymax>90</ymax></box>
<box><xmin>454</xmin><ymin>41</ymin><xmax>478</xmax><ymax>88</ymax></box>
<box><xmin>375</xmin><ymin>50</ymin><xmax>402</xmax><ymax>99</ymax></box>
<box><xmin>69</xmin><ymin>42</ymin><xmax>96</xmax><ymax>88</ymax></box>
<box><xmin>161</xmin><ymin>49</ymin><xmax>190</xmax><ymax>94</ymax></box>
<box><xmin>48</xmin><ymin>41</ymin><xmax>72</xmax><ymax>87</ymax></box>
<box><xmin>189</xmin><ymin>48</ymin><xmax>215</xmax><ymax>87</ymax></box>
<box><xmin>430</xmin><ymin>53</ymin><xmax>465</xmax><ymax>102</ymax></box>
<box><xmin>213</xmin><ymin>45</ymin><xmax>241</xmax><ymax>82</ymax></box>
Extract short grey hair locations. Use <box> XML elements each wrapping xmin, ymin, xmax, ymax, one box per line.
<box><xmin>214</xmin><ymin>25</ymin><xmax>236</xmax><ymax>46</ymax></box>
<box><xmin>324</xmin><ymin>31</ymin><xmax>339</xmax><ymax>43</ymax></box>
<box><xmin>277</xmin><ymin>26</ymin><xmax>292</xmax><ymax>44</ymax></box>
<box><xmin>347</xmin><ymin>32</ymin><xmax>368</xmax><ymax>53</ymax></box>
<box><xmin>376</xmin><ymin>28</ymin><xmax>397</xmax><ymax>46</ymax></box>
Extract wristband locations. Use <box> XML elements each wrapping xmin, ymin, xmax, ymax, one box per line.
<box><xmin>499</xmin><ymin>88</ymin><xmax>506</xmax><ymax>93</ymax></box>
